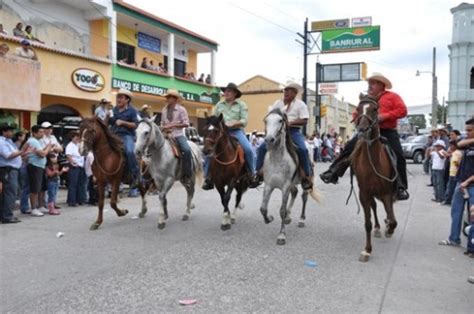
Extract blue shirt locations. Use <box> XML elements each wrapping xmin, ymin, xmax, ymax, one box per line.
<box><xmin>109</xmin><ymin>104</ymin><xmax>138</xmax><ymax>136</ymax></box>
<box><xmin>0</xmin><ymin>136</ymin><xmax>21</xmax><ymax>169</ymax></box>
<box><xmin>27</xmin><ymin>137</ymin><xmax>47</xmax><ymax>168</ymax></box>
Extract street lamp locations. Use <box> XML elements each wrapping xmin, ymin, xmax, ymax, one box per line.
<box><xmin>415</xmin><ymin>47</ymin><xmax>438</xmax><ymax>128</ymax></box>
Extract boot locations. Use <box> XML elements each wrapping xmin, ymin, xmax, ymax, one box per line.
<box><xmin>248</xmin><ymin>172</ymin><xmax>263</xmax><ymax>188</ymax></box>
<box><xmin>301</xmin><ymin>175</ymin><xmax>313</xmax><ymax>190</ymax></box>
<box><xmin>48</xmin><ymin>202</ymin><xmax>60</xmax><ymax>215</ymax></box>
<box><xmin>320</xmin><ymin>158</ymin><xmax>350</xmax><ymax>184</ymax></box>
<box><xmin>202</xmin><ymin>177</ymin><xmax>214</xmax><ymax>190</ymax></box>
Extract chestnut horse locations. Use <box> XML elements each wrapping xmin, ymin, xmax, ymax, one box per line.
<box><xmin>351</xmin><ymin>95</ymin><xmax>398</xmax><ymax>262</ymax></box>
<box><xmin>79</xmin><ymin>117</ymin><xmax>129</xmax><ymax>230</ymax></box>
<box><xmin>203</xmin><ymin>114</ymin><xmax>250</xmax><ymax>230</ymax></box>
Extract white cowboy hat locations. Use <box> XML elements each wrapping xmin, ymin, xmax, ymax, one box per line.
<box><xmin>434</xmin><ymin>140</ymin><xmax>445</xmax><ymax>148</ymax></box>
<box><xmin>163</xmin><ymin>89</ymin><xmax>183</xmax><ymax>100</ymax></box>
<box><xmin>116</xmin><ymin>88</ymin><xmax>133</xmax><ymax>99</ymax></box>
<box><xmin>284</xmin><ymin>82</ymin><xmax>302</xmax><ymax>93</ymax></box>
<box><xmin>367</xmin><ymin>72</ymin><xmax>392</xmax><ymax>89</ymax></box>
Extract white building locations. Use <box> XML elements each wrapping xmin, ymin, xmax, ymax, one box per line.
<box><xmin>448</xmin><ymin>2</ymin><xmax>474</xmax><ymax>129</ymax></box>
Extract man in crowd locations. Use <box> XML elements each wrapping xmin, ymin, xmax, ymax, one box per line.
<box><xmin>40</xmin><ymin>121</ymin><xmax>63</xmax><ymax>210</ymax></box>
<box><xmin>255</xmin><ymin>83</ymin><xmax>313</xmax><ymax>190</ymax></box>
<box><xmin>439</xmin><ymin>118</ymin><xmax>474</xmax><ymax>246</ymax></box>
<box><xmin>65</xmin><ymin>132</ymin><xmax>86</xmax><ymax>207</ymax></box>
<box><xmin>15</xmin><ymin>39</ymin><xmax>38</xmax><ymax>61</ymax></box>
<box><xmin>106</xmin><ymin>88</ymin><xmax>139</xmax><ymax>197</ymax></box>
<box><xmin>139</xmin><ymin>104</ymin><xmax>151</xmax><ymax>119</ymax></box>
<box><xmin>161</xmin><ymin>89</ymin><xmax>192</xmax><ymax>179</ymax></box>
<box><xmin>0</xmin><ymin>43</ymin><xmax>9</xmax><ymax>57</ymax></box>
<box><xmin>26</xmin><ymin>125</ymin><xmax>52</xmax><ymax>217</ymax></box>
<box><xmin>94</xmin><ymin>98</ymin><xmax>111</xmax><ymax>121</ymax></box>
<box><xmin>320</xmin><ymin>73</ymin><xmax>409</xmax><ymax>200</ymax></box>
<box><xmin>0</xmin><ymin>122</ymin><xmax>31</xmax><ymax>223</ymax></box>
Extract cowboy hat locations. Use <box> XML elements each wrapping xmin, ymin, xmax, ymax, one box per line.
<box><xmin>163</xmin><ymin>89</ymin><xmax>183</xmax><ymax>100</ymax></box>
<box><xmin>283</xmin><ymin>82</ymin><xmax>302</xmax><ymax>93</ymax></box>
<box><xmin>221</xmin><ymin>82</ymin><xmax>242</xmax><ymax>98</ymax></box>
<box><xmin>116</xmin><ymin>88</ymin><xmax>133</xmax><ymax>99</ymax></box>
<box><xmin>99</xmin><ymin>98</ymin><xmax>111</xmax><ymax>105</ymax></box>
<box><xmin>367</xmin><ymin>72</ymin><xmax>392</xmax><ymax>89</ymax></box>
<box><xmin>434</xmin><ymin>140</ymin><xmax>445</xmax><ymax>148</ymax></box>
<box><xmin>141</xmin><ymin>104</ymin><xmax>150</xmax><ymax>110</ymax></box>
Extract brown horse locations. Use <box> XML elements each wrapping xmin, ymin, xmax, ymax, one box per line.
<box><xmin>351</xmin><ymin>95</ymin><xmax>398</xmax><ymax>262</ymax></box>
<box><xmin>79</xmin><ymin>117</ymin><xmax>129</xmax><ymax>230</ymax></box>
<box><xmin>203</xmin><ymin>114</ymin><xmax>250</xmax><ymax>230</ymax></box>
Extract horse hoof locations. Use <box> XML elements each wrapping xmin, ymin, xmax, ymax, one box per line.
<box><xmin>190</xmin><ymin>203</ymin><xmax>195</xmax><ymax>209</ymax></box>
<box><xmin>138</xmin><ymin>212</ymin><xmax>146</xmax><ymax>218</ymax></box>
<box><xmin>298</xmin><ymin>221</ymin><xmax>305</xmax><ymax>228</ymax></box>
<box><xmin>89</xmin><ymin>223</ymin><xmax>100</xmax><ymax>231</ymax></box>
<box><xmin>238</xmin><ymin>203</ymin><xmax>245</xmax><ymax>210</ymax></box>
<box><xmin>276</xmin><ymin>238</ymin><xmax>286</xmax><ymax>245</ymax></box>
<box><xmin>359</xmin><ymin>254</ymin><xmax>370</xmax><ymax>262</ymax></box>
<box><xmin>182</xmin><ymin>215</ymin><xmax>189</xmax><ymax>221</ymax></box>
<box><xmin>385</xmin><ymin>231</ymin><xmax>393</xmax><ymax>238</ymax></box>
<box><xmin>265</xmin><ymin>215</ymin><xmax>274</xmax><ymax>224</ymax></box>
<box><xmin>230</xmin><ymin>218</ymin><xmax>236</xmax><ymax>224</ymax></box>
<box><xmin>158</xmin><ymin>223</ymin><xmax>166</xmax><ymax>230</ymax></box>
<box><xmin>118</xmin><ymin>209</ymin><xmax>128</xmax><ymax>217</ymax></box>
<box><xmin>284</xmin><ymin>217</ymin><xmax>292</xmax><ymax>225</ymax></box>
<box><xmin>221</xmin><ymin>224</ymin><xmax>231</xmax><ymax>231</ymax></box>
<box><xmin>374</xmin><ymin>229</ymin><xmax>382</xmax><ymax>238</ymax></box>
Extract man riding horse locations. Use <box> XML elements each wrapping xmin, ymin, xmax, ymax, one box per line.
<box><xmin>255</xmin><ymin>83</ymin><xmax>314</xmax><ymax>190</ymax></box>
<box><xmin>160</xmin><ymin>89</ymin><xmax>192</xmax><ymax>179</ymax></box>
<box><xmin>202</xmin><ymin>83</ymin><xmax>259</xmax><ymax>190</ymax></box>
<box><xmin>105</xmin><ymin>88</ymin><xmax>139</xmax><ymax>196</ymax></box>
<box><xmin>320</xmin><ymin>73</ymin><xmax>410</xmax><ymax>201</ymax></box>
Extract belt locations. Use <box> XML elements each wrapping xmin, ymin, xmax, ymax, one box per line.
<box><xmin>0</xmin><ymin>166</ymin><xmax>19</xmax><ymax>171</ymax></box>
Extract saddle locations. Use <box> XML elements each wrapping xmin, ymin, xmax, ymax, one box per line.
<box><xmin>163</xmin><ymin>131</ymin><xmax>181</xmax><ymax>158</ymax></box>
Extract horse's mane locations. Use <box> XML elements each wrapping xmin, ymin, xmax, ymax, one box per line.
<box><xmin>207</xmin><ymin>115</ymin><xmax>239</xmax><ymax>149</ymax></box>
<box><xmin>267</xmin><ymin>108</ymin><xmax>298</xmax><ymax>165</ymax></box>
<box><xmin>83</xmin><ymin>117</ymin><xmax>124</xmax><ymax>153</ymax></box>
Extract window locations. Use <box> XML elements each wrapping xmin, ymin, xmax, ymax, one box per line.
<box><xmin>117</xmin><ymin>42</ymin><xmax>135</xmax><ymax>65</ymax></box>
<box><xmin>471</xmin><ymin>67</ymin><xmax>474</xmax><ymax>89</ymax></box>
<box><xmin>174</xmin><ymin>59</ymin><xmax>186</xmax><ymax>77</ymax></box>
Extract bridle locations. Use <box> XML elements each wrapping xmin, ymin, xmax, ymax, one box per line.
<box><xmin>136</xmin><ymin>119</ymin><xmax>165</xmax><ymax>158</ymax></box>
<box><xmin>263</xmin><ymin>111</ymin><xmax>287</xmax><ymax>144</ymax></box>
<box><xmin>204</xmin><ymin>120</ymin><xmax>241</xmax><ymax>165</ymax></box>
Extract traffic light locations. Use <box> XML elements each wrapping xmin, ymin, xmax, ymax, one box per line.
<box><xmin>361</xmin><ymin>62</ymin><xmax>368</xmax><ymax>80</ymax></box>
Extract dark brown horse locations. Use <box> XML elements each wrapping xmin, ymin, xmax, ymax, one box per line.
<box><xmin>79</xmin><ymin>117</ymin><xmax>129</xmax><ymax>230</ymax></box>
<box><xmin>203</xmin><ymin>114</ymin><xmax>250</xmax><ymax>230</ymax></box>
<box><xmin>351</xmin><ymin>95</ymin><xmax>398</xmax><ymax>262</ymax></box>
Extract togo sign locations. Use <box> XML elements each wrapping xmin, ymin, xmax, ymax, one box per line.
<box><xmin>72</xmin><ymin>68</ymin><xmax>105</xmax><ymax>92</ymax></box>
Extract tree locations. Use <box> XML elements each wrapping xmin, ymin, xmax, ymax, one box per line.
<box><xmin>408</xmin><ymin>114</ymin><xmax>426</xmax><ymax>130</ymax></box>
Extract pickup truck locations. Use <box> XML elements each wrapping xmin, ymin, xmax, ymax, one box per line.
<box><xmin>401</xmin><ymin>135</ymin><xmax>428</xmax><ymax>164</ymax></box>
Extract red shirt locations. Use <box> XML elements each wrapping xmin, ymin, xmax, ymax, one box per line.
<box><xmin>352</xmin><ymin>90</ymin><xmax>407</xmax><ymax>130</ymax></box>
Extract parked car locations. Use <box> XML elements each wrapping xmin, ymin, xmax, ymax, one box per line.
<box><xmin>184</xmin><ymin>127</ymin><xmax>202</xmax><ymax>145</ymax></box>
<box><xmin>402</xmin><ymin>134</ymin><xmax>428</xmax><ymax>164</ymax></box>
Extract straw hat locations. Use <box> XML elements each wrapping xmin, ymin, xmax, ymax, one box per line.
<box><xmin>284</xmin><ymin>82</ymin><xmax>302</xmax><ymax>93</ymax></box>
<box><xmin>141</xmin><ymin>104</ymin><xmax>150</xmax><ymax>110</ymax></box>
<box><xmin>117</xmin><ymin>88</ymin><xmax>133</xmax><ymax>99</ymax></box>
<box><xmin>163</xmin><ymin>89</ymin><xmax>183</xmax><ymax>100</ymax></box>
<box><xmin>367</xmin><ymin>73</ymin><xmax>392</xmax><ymax>89</ymax></box>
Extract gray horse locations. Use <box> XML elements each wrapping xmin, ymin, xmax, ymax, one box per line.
<box><xmin>135</xmin><ymin>119</ymin><xmax>203</xmax><ymax>229</ymax></box>
<box><xmin>259</xmin><ymin>109</ymin><xmax>322</xmax><ymax>245</ymax></box>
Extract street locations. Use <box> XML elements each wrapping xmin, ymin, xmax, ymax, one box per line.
<box><xmin>1</xmin><ymin>163</ymin><xmax>472</xmax><ymax>313</ymax></box>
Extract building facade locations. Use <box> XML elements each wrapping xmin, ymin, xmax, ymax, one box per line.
<box><xmin>448</xmin><ymin>2</ymin><xmax>474</xmax><ymax>129</ymax></box>
<box><xmin>0</xmin><ymin>0</ymin><xmax>219</xmax><ymax>134</ymax></box>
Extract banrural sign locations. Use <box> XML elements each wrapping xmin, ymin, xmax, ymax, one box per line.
<box><xmin>321</xmin><ymin>26</ymin><xmax>380</xmax><ymax>53</ymax></box>
<box><xmin>111</xmin><ymin>78</ymin><xmax>216</xmax><ymax>104</ymax></box>
<box><xmin>72</xmin><ymin>68</ymin><xmax>105</xmax><ymax>92</ymax></box>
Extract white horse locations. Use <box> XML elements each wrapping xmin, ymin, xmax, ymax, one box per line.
<box><xmin>259</xmin><ymin>109</ymin><xmax>322</xmax><ymax>245</ymax></box>
<box><xmin>135</xmin><ymin>119</ymin><xmax>203</xmax><ymax>229</ymax></box>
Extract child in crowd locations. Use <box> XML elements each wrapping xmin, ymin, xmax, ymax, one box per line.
<box><xmin>443</xmin><ymin>140</ymin><xmax>463</xmax><ymax>205</ymax></box>
<box><xmin>431</xmin><ymin>140</ymin><xmax>447</xmax><ymax>203</ymax></box>
<box><xmin>45</xmin><ymin>153</ymin><xmax>68</xmax><ymax>215</ymax></box>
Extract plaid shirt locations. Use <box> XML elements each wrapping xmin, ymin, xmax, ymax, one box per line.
<box><xmin>161</xmin><ymin>103</ymin><xmax>189</xmax><ymax>138</ymax></box>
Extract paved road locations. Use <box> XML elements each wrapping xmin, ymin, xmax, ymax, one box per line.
<box><xmin>1</xmin><ymin>163</ymin><xmax>472</xmax><ymax>313</ymax></box>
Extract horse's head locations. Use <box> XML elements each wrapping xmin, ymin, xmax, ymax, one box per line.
<box><xmin>79</xmin><ymin>118</ymin><xmax>98</xmax><ymax>155</ymax></box>
<box><xmin>264</xmin><ymin>108</ymin><xmax>287</xmax><ymax>146</ymax></box>
<box><xmin>135</xmin><ymin>118</ymin><xmax>157</xmax><ymax>158</ymax></box>
<box><xmin>203</xmin><ymin>113</ymin><xmax>226</xmax><ymax>155</ymax></box>
<box><xmin>355</xmin><ymin>94</ymin><xmax>380</xmax><ymax>139</ymax></box>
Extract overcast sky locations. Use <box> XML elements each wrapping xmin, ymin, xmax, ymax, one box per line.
<box><xmin>126</xmin><ymin>0</ymin><xmax>460</xmax><ymax>107</ymax></box>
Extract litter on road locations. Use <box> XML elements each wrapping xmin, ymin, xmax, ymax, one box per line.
<box><xmin>178</xmin><ymin>299</ymin><xmax>197</xmax><ymax>306</ymax></box>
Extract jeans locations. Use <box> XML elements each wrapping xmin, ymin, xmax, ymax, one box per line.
<box><xmin>47</xmin><ymin>179</ymin><xmax>59</xmax><ymax>204</ymax></box>
<box><xmin>67</xmin><ymin>167</ymin><xmax>87</xmax><ymax>205</ymax></box>
<box><xmin>444</xmin><ymin>176</ymin><xmax>457</xmax><ymax>204</ymax></box>
<box><xmin>20</xmin><ymin>164</ymin><xmax>30</xmax><ymax>213</ymax></box>
<box><xmin>0</xmin><ymin>168</ymin><xmax>19</xmax><ymax>221</ymax></box>
<box><xmin>467</xmin><ymin>221</ymin><xmax>474</xmax><ymax>253</ymax></box>
<box><xmin>204</xmin><ymin>129</ymin><xmax>255</xmax><ymax>177</ymax></box>
<box><xmin>313</xmin><ymin>146</ymin><xmax>321</xmax><ymax>162</ymax></box>
<box><xmin>119</xmin><ymin>134</ymin><xmax>139</xmax><ymax>179</ymax></box>
<box><xmin>256</xmin><ymin>128</ymin><xmax>312</xmax><ymax>176</ymax></box>
<box><xmin>87</xmin><ymin>176</ymin><xmax>98</xmax><ymax>204</ymax></box>
<box><xmin>449</xmin><ymin>184</ymin><xmax>474</xmax><ymax>244</ymax></box>
<box><xmin>175</xmin><ymin>135</ymin><xmax>192</xmax><ymax>177</ymax></box>
<box><xmin>432</xmin><ymin>169</ymin><xmax>445</xmax><ymax>201</ymax></box>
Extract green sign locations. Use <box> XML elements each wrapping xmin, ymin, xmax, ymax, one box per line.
<box><xmin>112</xmin><ymin>78</ymin><xmax>216</xmax><ymax>104</ymax></box>
<box><xmin>321</xmin><ymin>26</ymin><xmax>380</xmax><ymax>53</ymax></box>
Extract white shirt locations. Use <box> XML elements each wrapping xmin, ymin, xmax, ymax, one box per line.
<box><xmin>431</xmin><ymin>150</ymin><xmax>445</xmax><ymax>170</ymax></box>
<box><xmin>41</xmin><ymin>134</ymin><xmax>60</xmax><ymax>147</ymax></box>
<box><xmin>65</xmin><ymin>142</ymin><xmax>84</xmax><ymax>167</ymax></box>
<box><xmin>271</xmin><ymin>98</ymin><xmax>309</xmax><ymax>126</ymax></box>
<box><xmin>313</xmin><ymin>138</ymin><xmax>322</xmax><ymax>148</ymax></box>
<box><xmin>85</xmin><ymin>151</ymin><xmax>94</xmax><ymax>177</ymax></box>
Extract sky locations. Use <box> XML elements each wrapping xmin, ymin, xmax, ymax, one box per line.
<box><xmin>125</xmin><ymin>0</ymin><xmax>460</xmax><ymax>108</ymax></box>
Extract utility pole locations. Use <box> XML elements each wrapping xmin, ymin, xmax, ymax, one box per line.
<box><xmin>431</xmin><ymin>47</ymin><xmax>438</xmax><ymax>128</ymax></box>
<box><xmin>302</xmin><ymin>18</ymin><xmax>308</xmax><ymax>135</ymax></box>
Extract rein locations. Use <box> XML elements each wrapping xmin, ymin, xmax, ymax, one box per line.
<box><xmin>82</xmin><ymin>126</ymin><xmax>123</xmax><ymax>176</ymax></box>
<box><xmin>205</xmin><ymin>123</ymin><xmax>241</xmax><ymax>166</ymax></box>
<box><xmin>137</xmin><ymin>120</ymin><xmax>165</xmax><ymax>158</ymax></box>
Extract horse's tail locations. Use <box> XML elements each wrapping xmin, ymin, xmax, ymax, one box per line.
<box><xmin>190</xmin><ymin>142</ymin><xmax>204</xmax><ymax>187</ymax></box>
<box><xmin>309</xmin><ymin>185</ymin><xmax>323</xmax><ymax>203</ymax></box>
